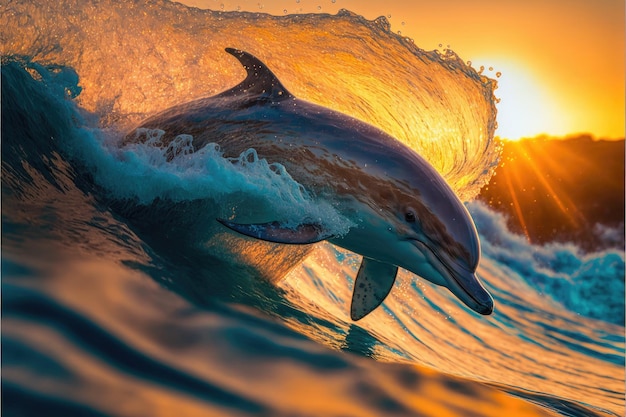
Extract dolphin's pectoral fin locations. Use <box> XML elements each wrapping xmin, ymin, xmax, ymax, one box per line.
<box><xmin>217</xmin><ymin>219</ymin><xmax>333</xmax><ymax>244</ymax></box>
<box><xmin>350</xmin><ymin>259</ymin><xmax>398</xmax><ymax>321</ymax></box>
<box><xmin>222</xmin><ymin>48</ymin><xmax>293</xmax><ymax>102</ymax></box>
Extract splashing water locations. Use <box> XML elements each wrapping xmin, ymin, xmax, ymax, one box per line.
<box><xmin>2</xmin><ymin>1</ymin><xmax>623</xmax><ymax>416</ymax></box>
<box><xmin>3</xmin><ymin>0</ymin><xmax>499</xmax><ymax>200</ymax></box>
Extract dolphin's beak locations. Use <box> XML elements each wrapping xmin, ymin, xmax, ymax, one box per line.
<box><xmin>413</xmin><ymin>240</ymin><xmax>494</xmax><ymax>315</ymax></box>
<box><xmin>444</xmin><ymin>265</ymin><xmax>494</xmax><ymax>315</ymax></box>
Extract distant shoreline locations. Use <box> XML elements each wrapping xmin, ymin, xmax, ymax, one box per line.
<box><xmin>478</xmin><ymin>135</ymin><xmax>625</xmax><ymax>251</ymax></box>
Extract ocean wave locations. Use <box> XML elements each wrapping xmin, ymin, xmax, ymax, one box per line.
<box><xmin>469</xmin><ymin>201</ymin><xmax>625</xmax><ymax>325</ymax></box>
<box><xmin>1</xmin><ymin>0</ymin><xmax>499</xmax><ymax>200</ymax></box>
<box><xmin>2</xmin><ymin>2</ymin><xmax>624</xmax><ymax>416</ymax></box>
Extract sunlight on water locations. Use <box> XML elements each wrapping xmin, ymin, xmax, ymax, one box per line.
<box><xmin>2</xmin><ymin>1</ymin><xmax>624</xmax><ymax>416</ymax></box>
<box><xmin>281</xmin><ymin>241</ymin><xmax>624</xmax><ymax>415</ymax></box>
<box><xmin>2</xmin><ymin>0</ymin><xmax>498</xmax><ymax>200</ymax></box>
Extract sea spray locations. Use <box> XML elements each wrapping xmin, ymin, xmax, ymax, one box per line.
<box><xmin>1</xmin><ymin>0</ymin><xmax>499</xmax><ymax>200</ymax></box>
<box><xmin>469</xmin><ymin>201</ymin><xmax>625</xmax><ymax>325</ymax></box>
<box><xmin>3</xmin><ymin>2</ymin><xmax>623</xmax><ymax>415</ymax></box>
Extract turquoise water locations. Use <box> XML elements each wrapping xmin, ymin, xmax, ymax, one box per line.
<box><xmin>2</xmin><ymin>1</ymin><xmax>624</xmax><ymax>416</ymax></box>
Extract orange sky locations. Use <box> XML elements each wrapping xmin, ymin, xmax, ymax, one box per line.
<box><xmin>183</xmin><ymin>0</ymin><xmax>625</xmax><ymax>141</ymax></box>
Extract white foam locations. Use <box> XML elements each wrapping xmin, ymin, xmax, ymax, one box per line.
<box><xmin>67</xmin><ymin>125</ymin><xmax>353</xmax><ymax>237</ymax></box>
<box><xmin>468</xmin><ymin>201</ymin><xmax>624</xmax><ymax>323</ymax></box>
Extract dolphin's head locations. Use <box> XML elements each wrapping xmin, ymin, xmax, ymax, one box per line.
<box><xmin>386</xmin><ymin>174</ymin><xmax>494</xmax><ymax>315</ymax></box>
<box><xmin>399</xmin><ymin>204</ymin><xmax>493</xmax><ymax>315</ymax></box>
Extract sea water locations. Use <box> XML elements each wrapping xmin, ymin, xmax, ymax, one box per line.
<box><xmin>2</xmin><ymin>1</ymin><xmax>624</xmax><ymax>416</ymax></box>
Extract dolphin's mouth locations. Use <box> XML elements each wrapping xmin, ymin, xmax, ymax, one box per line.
<box><xmin>410</xmin><ymin>239</ymin><xmax>494</xmax><ymax>315</ymax></box>
<box><xmin>440</xmin><ymin>256</ymin><xmax>494</xmax><ymax>315</ymax></box>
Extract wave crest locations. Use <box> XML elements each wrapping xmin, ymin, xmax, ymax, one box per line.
<box><xmin>1</xmin><ymin>0</ymin><xmax>499</xmax><ymax>200</ymax></box>
<box><xmin>469</xmin><ymin>201</ymin><xmax>625</xmax><ymax>325</ymax></box>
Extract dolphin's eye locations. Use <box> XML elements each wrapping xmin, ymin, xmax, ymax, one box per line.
<box><xmin>404</xmin><ymin>211</ymin><xmax>416</xmax><ymax>223</ymax></box>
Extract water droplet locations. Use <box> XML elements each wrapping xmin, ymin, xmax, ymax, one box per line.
<box><xmin>258</xmin><ymin>3</ymin><xmax>263</xmax><ymax>9</ymax></box>
<box><xmin>283</xmin><ymin>8</ymin><xmax>287</xmax><ymax>13</ymax></box>
<box><xmin>488</xmin><ymin>66</ymin><xmax>493</xmax><ymax>71</ymax></box>
<box><xmin>317</xmin><ymin>5</ymin><xmax>322</xmax><ymax>10</ymax></box>
<box><xmin>438</xmin><ymin>43</ymin><xmax>443</xmax><ymax>48</ymax></box>
<box><xmin>446</xmin><ymin>44</ymin><xmax>450</xmax><ymax>48</ymax></box>
<box><xmin>219</xmin><ymin>3</ymin><xmax>224</xmax><ymax>9</ymax></box>
<box><xmin>496</xmin><ymin>71</ymin><xmax>502</xmax><ymax>78</ymax></box>
<box><xmin>236</xmin><ymin>5</ymin><xmax>241</xmax><ymax>10</ymax></box>
<box><xmin>397</xmin><ymin>30</ymin><xmax>401</xmax><ymax>35</ymax></box>
<box><xmin>387</xmin><ymin>14</ymin><xmax>391</xmax><ymax>18</ymax></box>
<box><xmin>331</xmin><ymin>0</ymin><xmax>336</xmax><ymax>3</ymax></box>
<box><xmin>296</xmin><ymin>0</ymin><xmax>300</xmax><ymax>3</ymax></box>
<box><xmin>401</xmin><ymin>21</ymin><xmax>405</xmax><ymax>25</ymax></box>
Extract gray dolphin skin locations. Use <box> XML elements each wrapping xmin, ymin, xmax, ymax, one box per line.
<box><xmin>125</xmin><ymin>48</ymin><xmax>494</xmax><ymax>320</ymax></box>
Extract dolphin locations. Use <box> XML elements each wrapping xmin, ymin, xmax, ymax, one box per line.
<box><xmin>125</xmin><ymin>48</ymin><xmax>494</xmax><ymax>320</ymax></box>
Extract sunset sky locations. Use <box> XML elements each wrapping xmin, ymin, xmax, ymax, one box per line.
<box><xmin>183</xmin><ymin>0</ymin><xmax>624</xmax><ymax>141</ymax></box>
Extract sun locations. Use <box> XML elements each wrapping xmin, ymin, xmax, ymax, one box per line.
<box><xmin>477</xmin><ymin>60</ymin><xmax>570</xmax><ymax>141</ymax></box>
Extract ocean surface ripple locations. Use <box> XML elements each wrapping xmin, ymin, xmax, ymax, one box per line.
<box><xmin>2</xmin><ymin>1</ymin><xmax>624</xmax><ymax>416</ymax></box>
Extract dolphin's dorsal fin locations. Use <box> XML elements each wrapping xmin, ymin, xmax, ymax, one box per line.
<box><xmin>217</xmin><ymin>219</ymin><xmax>333</xmax><ymax>244</ymax></box>
<box><xmin>221</xmin><ymin>48</ymin><xmax>293</xmax><ymax>102</ymax></box>
<box><xmin>351</xmin><ymin>258</ymin><xmax>398</xmax><ymax>320</ymax></box>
